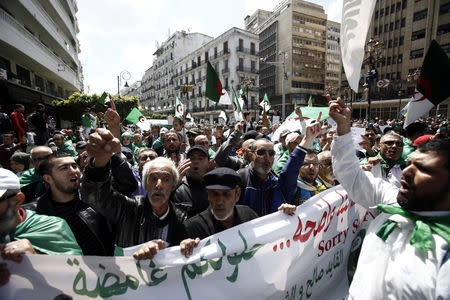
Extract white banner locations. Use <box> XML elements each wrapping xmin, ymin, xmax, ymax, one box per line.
<box><xmin>1</xmin><ymin>186</ymin><xmax>376</xmax><ymax>300</ymax></box>
<box><xmin>340</xmin><ymin>0</ymin><xmax>377</xmax><ymax>92</ymax></box>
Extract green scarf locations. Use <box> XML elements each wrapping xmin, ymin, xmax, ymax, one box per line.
<box><xmin>1</xmin><ymin>210</ymin><xmax>83</xmax><ymax>255</ymax></box>
<box><xmin>376</xmin><ymin>204</ymin><xmax>450</xmax><ymax>251</ymax></box>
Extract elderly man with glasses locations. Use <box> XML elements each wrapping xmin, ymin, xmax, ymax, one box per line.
<box><xmin>238</xmin><ymin>118</ymin><xmax>324</xmax><ymax>216</ymax></box>
<box><xmin>360</xmin><ymin>131</ymin><xmax>405</xmax><ymax>188</ymax></box>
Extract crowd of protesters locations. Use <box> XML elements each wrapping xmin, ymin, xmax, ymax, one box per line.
<box><xmin>0</xmin><ymin>99</ymin><xmax>448</xmax><ymax>298</ymax></box>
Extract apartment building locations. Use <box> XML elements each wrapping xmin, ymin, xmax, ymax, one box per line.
<box><xmin>0</xmin><ymin>0</ymin><xmax>82</xmax><ymax>106</ymax></box>
<box><xmin>139</xmin><ymin>31</ymin><xmax>213</xmax><ymax>114</ymax></box>
<box><xmin>247</xmin><ymin>0</ymin><xmax>339</xmax><ymax>116</ymax></box>
<box><xmin>351</xmin><ymin>0</ymin><xmax>450</xmax><ymax>119</ymax></box>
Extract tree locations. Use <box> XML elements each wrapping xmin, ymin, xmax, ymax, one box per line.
<box><xmin>52</xmin><ymin>92</ymin><xmax>140</xmax><ymax>122</ymax></box>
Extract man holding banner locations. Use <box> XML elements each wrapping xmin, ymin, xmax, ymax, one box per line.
<box><xmin>329</xmin><ymin>95</ymin><xmax>449</xmax><ymax>299</ymax></box>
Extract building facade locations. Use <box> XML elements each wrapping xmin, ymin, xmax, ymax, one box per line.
<box><xmin>139</xmin><ymin>31</ymin><xmax>213</xmax><ymax>114</ymax></box>
<box><xmin>248</xmin><ymin>0</ymin><xmax>340</xmax><ymax>116</ymax></box>
<box><xmin>325</xmin><ymin>20</ymin><xmax>342</xmax><ymax>95</ymax></box>
<box><xmin>121</xmin><ymin>80</ymin><xmax>141</xmax><ymax>98</ymax></box>
<box><xmin>0</xmin><ymin>0</ymin><xmax>82</xmax><ymax>107</ymax></box>
<box><xmin>351</xmin><ymin>0</ymin><xmax>450</xmax><ymax>119</ymax></box>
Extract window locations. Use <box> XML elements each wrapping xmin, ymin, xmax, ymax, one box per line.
<box><xmin>238</xmin><ymin>39</ymin><xmax>243</xmax><ymax>51</ymax></box>
<box><xmin>402</xmin><ymin>1</ymin><xmax>407</xmax><ymax>9</ymax></box>
<box><xmin>386</xmin><ymin>6</ymin><xmax>390</xmax><ymax>15</ymax></box>
<box><xmin>396</xmin><ymin>2</ymin><xmax>401</xmax><ymax>11</ymax></box>
<box><xmin>389</xmin><ymin>39</ymin><xmax>393</xmax><ymax>48</ymax></box>
<box><xmin>393</xmin><ymin>55</ymin><xmax>397</xmax><ymax>64</ymax></box>
<box><xmin>442</xmin><ymin>43</ymin><xmax>450</xmax><ymax>53</ymax></box>
<box><xmin>379</xmin><ymin>25</ymin><xmax>383</xmax><ymax>34</ymax></box>
<box><xmin>197</xmin><ymin>56</ymin><xmax>201</xmax><ymax>66</ymax></box>
<box><xmin>385</xmin><ymin>24</ymin><xmax>389</xmax><ymax>32</ymax></box>
<box><xmin>411</xmin><ymin>29</ymin><xmax>426</xmax><ymax>41</ymax></box>
<box><xmin>214</xmin><ymin>47</ymin><xmax>217</xmax><ymax>58</ymax></box>
<box><xmin>223</xmin><ymin>41</ymin><xmax>229</xmax><ymax>53</ymax></box>
<box><xmin>390</xmin><ymin>22</ymin><xmax>394</xmax><ymax>31</ymax></box>
<box><xmin>394</xmin><ymin>38</ymin><xmax>398</xmax><ymax>47</ymax></box>
<box><xmin>395</xmin><ymin>20</ymin><xmax>399</xmax><ymax>29</ymax></box>
<box><xmin>374</xmin><ymin>27</ymin><xmax>378</xmax><ymax>36</ymax></box>
<box><xmin>380</xmin><ymin>8</ymin><xmax>384</xmax><ymax>17</ymax></box>
<box><xmin>399</xmin><ymin>36</ymin><xmax>404</xmax><ymax>45</ymax></box>
<box><xmin>205</xmin><ymin>51</ymin><xmax>209</xmax><ymax>61</ymax></box>
<box><xmin>410</xmin><ymin>49</ymin><xmax>424</xmax><ymax>59</ymax></box>
<box><xmin>397</xmin><ymin>72</ymin><xmax>401</xmax><ymax>79</ymax></box>
<box><xmin>398</xmin><ymin>54</ymin><xmax>403</xmax><ymax>63</ymax></box>
<box><xmin>413</xmin><ymin>9</ymin><xmax>428</xmax><ymax>21</ymax></box>
<box><xmin>440</xmin><ymin>3</ymin><xmax>450</xmax><ymax>15</ymax></box>
<box><xmin>387</xmin><ymin>57</ymin><xmax>392</xmax><ymax>65</ymax></box>
<box><xmin>391</xmin><ymin>4</ymin><xmax>395</xmax><ymax>13</ymax></box>
<box><xmin>375</xmin><ymin>10</ymin><xmax>379</xmax><ymax>19</ymax></box>
<box><xmin>437</xmin><ymin>23</ymin><xmax>450</xmax><ymax>36</ymax></box>
<box><xmin>251</xmin><ymin>60</ymin><xmax>256</xmax><ymax>72</ymax></box>
<box><xmin>250</xmin><ymin>42</ymin><xmax>256</xmax><ymax>55</ymax></box>
<box><xmin>401</xmin><ymin>18</ymin><xmax>406</xmax><ymax>27</ymax></box>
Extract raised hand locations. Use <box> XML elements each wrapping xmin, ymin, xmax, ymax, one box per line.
<box><xmin>295</xmin><ymin>106</ymin><xmax>304</xmax><ymax>121</ymax></box>
<box><xmin>87</xmin><ymin>128</ymin><xmax>121</xmax><ymax>168</ymax></box>
<box><xmin>103</xmin><ymin>98</ymin><xmax>121</xmax><ymax>138</ymax></box>
<box><xmin>300</xmin><ymin>112</ymin><xmax>325</xmax><ymax>147</ymax></box>
<box><xmin>278</xmin><ymin>203</ymin><xmax>296</xmax><ymax>216</ymax></box>
<box><xmin>177</xmin><ymin>159</ymin><xmax>191</xmax><ymax>185</ymax></box>
<box><xmin>327</xmin><ymin>94</ymin><xmax>351</xmax><ymax>135</ymax></box>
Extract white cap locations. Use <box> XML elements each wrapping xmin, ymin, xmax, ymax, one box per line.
<box><xmin>286</xmin><ymin>132</ymin><xmax>300</xmax><ymax>144</ymax></box>
<box><xmin>0</xmin><ymin>168</ymin><xmax>20</xmax><ymax>199</ymax></box>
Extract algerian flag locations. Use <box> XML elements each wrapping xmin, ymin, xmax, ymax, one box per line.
<box><xmin>175</xmin><ymin>96</ymin><xmax>184</xmax><ymax>117</ymax></box>
<box><xmin>98</xmin><ymin>92</ymin><xmax>111</xmax><ymax>105</ymax></box>
<box><xmin>239</xmin><ymin>88</ymin><xmax>245</xmax><ymax>96</ymax></box>
<box><xmin>259</xmin><ymin>93</ymin><xmax>271</xmax><ymax>112</ymax></box>
<box><xmin>218</xmin><ymin>89</ymin><xmax>232</xmax><ymax>105</ymax></box>
<box><xmin>232</xmin><ymin>87</ymin><xmax>243</xmax><ymax>121</ymax></box>
<box><xmin>126</xmin><ymin>107</ymin><xmax>150</xmax><ymax>131</ymax></box>
<box><xmin>272</xmin><ymin>107</ymin><xmax>329</xmax><ymax>141</ymax></box>
<box><xmin>340</xmin><ymin>0</ymin><xmax>377</xmax><ymax>92</ymax></box>
<box><xmin>206</xmin><ymin>61</ymin><xmax>223</xmax><ymax>102</ymax></box>
<box><xmin>218</xmin><ymin>110</ymin><xmax>227</xmax><ymax>124</ymax></box>
<box><xmin>308</xmin><ymin>95</ymin><xmax>313</xmax><ymax>107</ymax></box>
<box><xmin>404</xmin><ymin>40</ymin><xmax>450</xmax><ymax>128</ymax></box>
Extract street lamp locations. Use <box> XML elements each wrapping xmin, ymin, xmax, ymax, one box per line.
<box><xmin>260</xmin><ymin>51</ymin><xmax>288</xmax><ymax>120</ymax></box>
<box><xmin>117</xmin><ymin>70</ymin><xmax>131</xmax><ymax>95</ymax></box>
<box><xmin>363</xmin><ymin>38</ymin><xmax>385</xmax><ymax>120</ymax></box>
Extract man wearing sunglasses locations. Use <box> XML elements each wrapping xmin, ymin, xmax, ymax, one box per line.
<box><xmin>238</xmin><ymin>118</ymin><xmax>324</xmax><ymax>216</ymax></box>
<box><xmin>361</xmin><ymin>131</ymin><xmax>405</xmax><ymax>188</ymax></box>
<box><xmin>318</xmin><ymin>150</ymin><xmax>337</xmax><ymax>188</ymax></box>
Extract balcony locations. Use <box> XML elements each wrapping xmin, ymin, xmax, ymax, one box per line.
<box><xmin>221</xmin><ymin>68</ymin><xmax>230</xmax><ymax>74</ymax></box>
<box><xmin>236</xmin><ymin>47</ymin><xmax>259</xmax><ymax>56</ymax></box>
<box><xmin>0</xmin><ymin>9</ymin><xmax>80</xmax><ymax>90</ymax></box>
<box><xmin>49</xmin><ymin>0</ymin><xmax>77</xmax><ymax>39</ymax></box>
<box><xmin>236</xmin><ymin>66</ymin><xmax>259</xmax><ymax>74</ymax></box>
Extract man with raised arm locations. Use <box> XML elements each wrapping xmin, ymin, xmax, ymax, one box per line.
<box><xmin>328</xmin><ymin>95</ymin><xmax>449</xmax><ymax>299</ymax></box>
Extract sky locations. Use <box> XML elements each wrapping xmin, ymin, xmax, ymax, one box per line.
<box><xmin>77</xmin><ymin>0</ymin><xmax>343</xmax><ymax>95</ymax></box>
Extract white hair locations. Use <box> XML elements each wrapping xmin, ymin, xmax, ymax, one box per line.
<box><xmin>380</xmin><ymin>131</ymin><xmax>403</xmax><ymax>143</ymax></box>
<box><xmin>141</xmin><ymin>157</ymin><xmax>179</xmax><ymax>191</ymax></box>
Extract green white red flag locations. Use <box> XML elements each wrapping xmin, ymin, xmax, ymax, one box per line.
<box><xmin>404</xmin><ymin>40</ymin><xmax>450</xmax><ymax>127</ymax></box>
<box><xmin>175</xmin><ymin>96</ymin><xmax>184</xmax><ymax>117</ymax></box>
<box><xmin>259</xmin><ymin>93</ymin><xmax>271</xmax><ymax>112</ymax></box>
<box><xmin>125</xmin><ymin>107</ymin><xmax>150</xmax><ymax>131</ymax></box>
<box><xmin>206</xmin><ymin>61</ymin><xmax>223</xmax><ymax>102</ymax></box>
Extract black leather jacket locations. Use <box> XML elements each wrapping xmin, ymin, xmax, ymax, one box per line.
<box><xmin>23</xmin><ymin>191</ymin><xmax>115</xmax><ymax>256</ymax></box>
<box><xmin>80</xmin><ymin>159</ymin><xmax>187</xmax><ymax>248</ymax></box>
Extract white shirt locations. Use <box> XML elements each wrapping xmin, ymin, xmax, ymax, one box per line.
<box><xmin>331</xmin><ymin>132</ymin><xmax>449</xmax><ymax>300</ymax></box>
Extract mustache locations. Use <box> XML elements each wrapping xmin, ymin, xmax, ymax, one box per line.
<box><xmin>213</xmin><ymin>204</ymin><xmax>226</xmax><ymax>210</ymax></box>
<box><xmin>150</xmin><ymin>189</ymin><xmax>166</xmax><ymax>197</ymax></box>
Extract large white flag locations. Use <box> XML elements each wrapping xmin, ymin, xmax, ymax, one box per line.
<box><xmin>340</xmin><ymin>0</ymin><xmax>377</xmax><ymax>92</ymax></box>
<box><xmin>218</xmin><ymin>89</ymin><xmax>232</xmax><ymax>106</ymax></box>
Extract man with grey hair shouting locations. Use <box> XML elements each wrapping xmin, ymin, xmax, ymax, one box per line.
<box><xmin>80</xmin><ymin>128</ymin><xmax>186</xmax><ymax>248</ymax></box>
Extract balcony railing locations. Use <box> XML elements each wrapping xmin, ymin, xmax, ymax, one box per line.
<box><xmin>0</xmin><ymin>9</ymin><xmax>79</xmax><ymax>89</ymax></box>
<box><xmin>236</xmin><ymin>46</ymin><xmax>259</xmax><ymax>56</ymax></box>
<box><xmin>236</xmin><ymin>66</ymin><xmax>259</xmax><ymax>74</ymax></box>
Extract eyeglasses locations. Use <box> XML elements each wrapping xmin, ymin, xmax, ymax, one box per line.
<box><xmin>383</xmin><ymin>141</ymin><xmax>403</xmax><ymax>147</ymax></box>
<box><xmin>255</xmin><ymin>149</ymin><xmax>276</xmax><ymax>157</ymax></box>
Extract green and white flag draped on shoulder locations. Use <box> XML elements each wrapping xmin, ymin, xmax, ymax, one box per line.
<box><xmin>126</xmin><ymin>107</ymin><xmax>150</xmax><ymax>131</ymax></box>
<box><xmin>404</xmin><ymin>40</ymin><xmax>450</xmax><ymax>128</ymax></box>
<box><xmin>175</xmin><ymin>96</ymin><xmax>184</xmax><ymax>117</ymax></box>
<box><xmin>259</xmin><ymin>93</ymin><xmax>271</xmax><ymax>112</ymax></box>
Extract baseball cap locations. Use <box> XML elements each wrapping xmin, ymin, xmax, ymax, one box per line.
<box><xmin>280</xmin><ymin>129</ymin><xmax>291</xmax><ymax>139</ymax></box>
<box><xmin>0</xmin><ymin>168</ymin><xmax>20</xmax><ymax>199</ymax></box>
<box><xmin>413</xmin><ymin>134</ymin><xmax>433</xmax><ymax>147</ymax></box>
<box><xmin>187</xmin><ymin>145</ymin><xmax>209</xmax><ymax>158</ymax></box>
<box><xmin>203</xmin><ymin>167</ymin><xmax>241</xmax><ymax>190</ymax></box>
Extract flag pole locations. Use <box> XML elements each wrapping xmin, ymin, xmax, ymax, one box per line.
<box><xmin>204</xmin><ymin>98</ymin><xmax>207</xmax><ymax>122</ymax></box>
